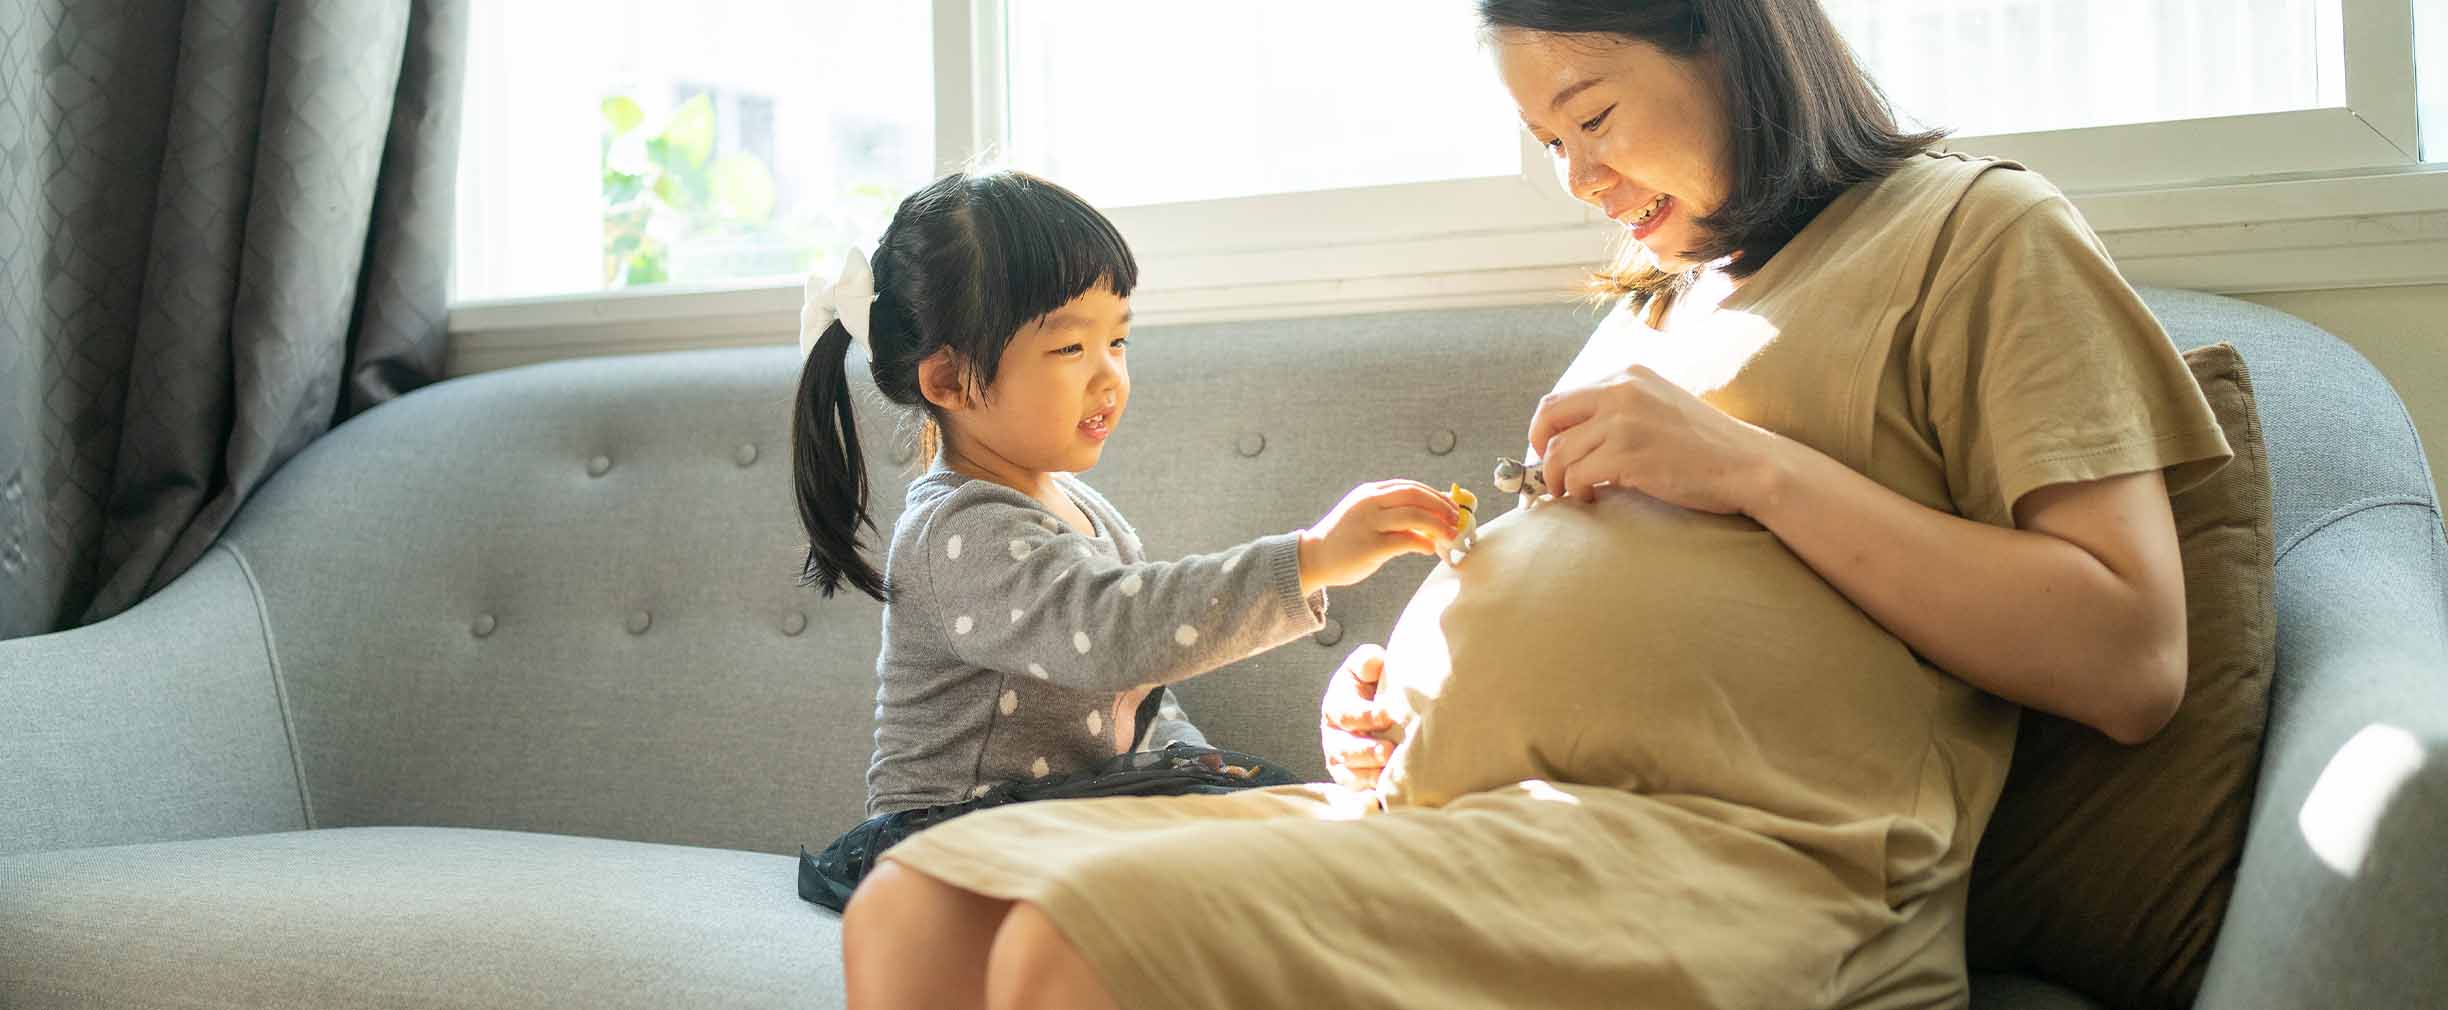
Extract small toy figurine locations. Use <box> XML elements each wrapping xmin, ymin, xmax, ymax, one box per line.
<box><xmin>1447</xmin><ymin>483</ymin><xmax>1479</xmax><ymax>563</ymax></box>
<box><xmin>1493</xmin><ymin>456</ymin><xmax>1550</xmax><ymax>498</ymax></box>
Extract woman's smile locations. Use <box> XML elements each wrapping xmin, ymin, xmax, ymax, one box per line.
<box><xmin>1614</xmin><ymin>193</ymin><xmax>1676</xmax><ymax>239</ymax></box>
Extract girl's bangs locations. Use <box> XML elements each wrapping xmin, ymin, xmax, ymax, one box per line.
<box><xmin>971</xmin><ymin>173</ymin><xmax>1139</xmax><ymax>336</ymax></box>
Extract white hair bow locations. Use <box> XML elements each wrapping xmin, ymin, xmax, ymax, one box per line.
<box><xmin>800</xmin><ymin>248</ymin><xmax>878</xmax><ymax>359</ymax></box>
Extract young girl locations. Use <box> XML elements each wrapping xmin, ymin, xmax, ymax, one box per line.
<box><xmin>791</xmin><ymin>168</ymin><xmax>1461</xmax><ymax>819</ymax></box>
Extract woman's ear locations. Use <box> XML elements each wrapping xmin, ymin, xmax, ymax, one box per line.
<box><xmin>916</xmin><ymin>348</ymin><xmax>971</xmax><ymax>413</ymax></box>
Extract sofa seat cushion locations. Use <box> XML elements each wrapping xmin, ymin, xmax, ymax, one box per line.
<box><xmin>0</xmin><ymin>827</ymin><xmax>841</xmax><ymax>1010</ymax></box>
<box><xmin>0</xmin><ymin>828</ymin><xmax>2103</xmax><ymax>1010</ymax></box>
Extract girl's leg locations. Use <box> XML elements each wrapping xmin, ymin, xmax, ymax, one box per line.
<box><xmin>984</xmin><ymin>902</ymin><xmax>1123</xmax><ymax>1010</ymax></box>
<box><xmin>842</xmin><ymin>862</ymin><xmax>1013</xmax><ymax>1010</ymax></box>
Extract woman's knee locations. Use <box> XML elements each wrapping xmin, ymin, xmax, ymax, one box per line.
<box><xmin>843</xmin><ymin>863</ymin><xmax>1013</xmax><ymax>1010</ymax></box>
<box><xmin>987</xmin><ymin>903</ymin><xmax>1119</xmax><ymax>1010</ymax></box>
<box><xmin>844</xmin><ymin>861</ymin><xmax>982</xmax><ymax>937</ymax></box>
<box><xmin>840</xmin><ymin>861</ymin><xmax>907</xmax><ymax>937</ymax></box>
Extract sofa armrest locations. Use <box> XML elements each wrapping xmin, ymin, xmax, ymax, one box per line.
<box><xmin>2196</xmin><ymin>501</ymin><xmax>2448</xmax><ymax>1009</ymax></box>
<box><xmin>0</xmin><ymin>546</ymin><xmax>307</xmax><ymax>858</ymax></box>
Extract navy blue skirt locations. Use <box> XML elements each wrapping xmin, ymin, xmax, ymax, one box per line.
<box><xmin>797</xmin><ymin>742</ymin><xmax>1302</xmax><ymax>912</ymax></box>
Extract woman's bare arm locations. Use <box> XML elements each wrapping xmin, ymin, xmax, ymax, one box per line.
<box><xmin>1530</xmin><ymin>366</ymin><xmax>2190</xmax><ymax>745</ymax></box>
<box><xmin>1745</xmin><ymin>444</ymin><xmax>2188</xmax><ymax>744</ymax></box>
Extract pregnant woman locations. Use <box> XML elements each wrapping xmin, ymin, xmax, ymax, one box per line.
<box><xmin>840</xmin><ymin>2</ymin><xmax>2233</xmax><ymax>1008</ymax></box>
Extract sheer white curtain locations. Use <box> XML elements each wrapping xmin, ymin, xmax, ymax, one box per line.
<box><xmin>1003</xmin><ymin>0</ymin><xmax>1518</xmax><ymax>208</ymax></box>
<box><xmin>1823</xmin><ymin>0</ymin><xmax>2336</xmax><ymax>136</ymax></box>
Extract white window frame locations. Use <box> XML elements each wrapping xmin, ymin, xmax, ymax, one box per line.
<box><xmin>447</xmin><ymin>0</ymin><xmax>2443</xmax><ymax>377</ymax></box>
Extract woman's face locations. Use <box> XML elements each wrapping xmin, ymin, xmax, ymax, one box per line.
<box><xmin>1491</xmin><ymin>29</ymin><xmax>1735</xmax><ymax>272</ymax></box>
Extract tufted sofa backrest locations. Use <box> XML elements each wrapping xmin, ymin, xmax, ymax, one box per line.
<box><xmin>214</xmin><ymin>289</ymin><xmax>2439</xmax><ymax>857</ymax></box>
<box><xmin>219</xmin><ymin>302</ymin><xmax>1597</xmax><ymax>853</ymax></box>
<box><xmin>2141</xmin><ymin>288</ymin><xmax>2438</xmax><ymax>554</ymax></box>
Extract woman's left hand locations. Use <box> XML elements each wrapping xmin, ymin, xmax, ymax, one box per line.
<box><xmin>1526</xmin><ymin>364</ymin><xmax>1786</xmax><ymax>515</ymax></box>
<box><xmin>1320</xmin><ymin>645</ymin><xmax>1399</xmax><ymax>791</ymax></box>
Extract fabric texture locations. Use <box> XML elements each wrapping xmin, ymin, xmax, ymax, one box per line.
<box><xmin>867</xmin><ymin>467</ymin><xmax>1321</xmax><ymax>815</ymax></box>
<box><xmin>1967</xmin><ymin>344</ymin><xmax>2277</xmax><ymax>1010</ymax></box>
<box><xmin>0</xmin><ymin>544</ymin><xmax>303</xmax><ymax>858</ymax></box>
<box><xmin>0</xmin><ymin>827</ymin><xmax>842</xmax><ymax>1010</ymax></box>
<box><xmin>2139</xmin><ymin>294</ymin><xmax>2448</xmax><ymax>1008</ymax></box>
<box><xmin>0</xmin><ymin>0</ymin><xmax>466</xmax><ymax>641</ymax></box>
<box><xmin>1968</xmin><ymin>975</ymin><xmax>2109</xmax><ymax>1010</ymax></box>
<box><xmin>1902</xmin><ymin>187</ymin><xmax>2231</xmax><ymax>527</ymax></box>
<box><xmin>196</xmin><ymin>302</ymin><xmax>1587</xmax><ymax>857</ymax></box>
<box><xmin>891</xmin><ymin>782</ymin><xmax>1938</xmax><ymax>1010</ymax></box>
<box><xmin>884</xmin><ymin>154</ymin><xmax>2230</xmax><ymax>1010</ymax></box>
<box><xmin>2196</xmin><ymin>503</ymin><xmax>2448</xmax><ymax>1010</ymax></box>
<box><xmin>1377</xmin><ymin>493</ymin><xmax>1940</xmax><ymax>823</ymax></box>
<box><xmin>803</xmin><ymin>742</ymin><xmax>1300</xmax><ymax>912</ymax></box>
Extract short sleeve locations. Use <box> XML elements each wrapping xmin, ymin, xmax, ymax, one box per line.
<box><xmin>1916</xmin><ymin>191</ymin><xmax>2231</xmax><ymax>528</ymax></box>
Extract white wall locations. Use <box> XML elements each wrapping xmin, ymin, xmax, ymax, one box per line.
<box><xmin>2237</xmin><ymin>284</ymin><xmax>2448</xmax><ymax>512</ymax></box>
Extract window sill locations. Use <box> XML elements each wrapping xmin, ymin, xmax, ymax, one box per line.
<box><xmin>445</xmin><ymin>164</ymin><xmax>2448</xmax><ymax>377</ymax></box>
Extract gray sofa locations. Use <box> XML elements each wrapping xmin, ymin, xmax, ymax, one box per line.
<box><xmin>3</xmin><ymin>290</ymin><xmax>2441</xmax><ymax>1010</ymax></box>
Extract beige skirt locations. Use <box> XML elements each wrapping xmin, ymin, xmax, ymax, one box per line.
<box><xmin>882</xmin><ymin>780</ymin><xmax>1969</xmax><ymax>1010</ymax></box>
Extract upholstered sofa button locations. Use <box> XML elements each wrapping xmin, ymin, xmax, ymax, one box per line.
<box><xmin>471</xmin><ymin>613</ymin><xmax>496</xmax><ymax>638</ymax></box>
<box><xmin>782</xmin><ymin>612</ymin><xmax>807</xmax><ymax>636</ymax></box>
<box><xmin>1313</xmin><ymin>619</ymin><xmax>1344</xmax><ymax>647</ymax></box>
<box><xmin>1235</xmin><ymin>433</ymin><xmax>1266</xmax><ymax>458</ymax></box>
<box><xmin>627</xmin><ymin>610</ymin><xmax>652</xmax><ymax>634</ymax></box>
<box><xmin>735</xmin><ymin>443</ymin><xmax>759</xmax><ymax>466</ymax></box>
<box><xmin>588</xmin><ymin>455</ymin><xmax>613</xmax><ymax>477</ymax></box>
<box><xmin>1428</xmin><ymin>428</ymin><xmax>1457</xmax><ymax>455</ymax></box>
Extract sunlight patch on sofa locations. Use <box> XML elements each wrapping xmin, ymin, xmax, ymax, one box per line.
<box><xmin>2298</xmin><ymin>723</ymin><xmax>2429</xmax><ymax>877</ymax></box>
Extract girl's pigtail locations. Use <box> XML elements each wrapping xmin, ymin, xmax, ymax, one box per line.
<box><xmin>793</xmin><ymin>318</ymin><xmax>890</xmax><ymax>602</ymax></box>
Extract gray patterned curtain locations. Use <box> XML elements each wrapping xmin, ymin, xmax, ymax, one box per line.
<box><xmin>0</xmin><ymin>0</ymin><xmax>466</xmax><ymax>640</ymax></box>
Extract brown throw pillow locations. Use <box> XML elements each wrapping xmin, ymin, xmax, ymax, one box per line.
<box><xmin>1966</xmin><ymin>342</ymin><xmax>2278</xmax><ymax>1010</ymax></box>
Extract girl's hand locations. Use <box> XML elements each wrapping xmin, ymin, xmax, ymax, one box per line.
<box><xmin>1320</xmin><ymin>644</ymin><xmax>1399</xmax><ymax>791</ymax></box>
<box><xmin>1526</xmin><ymin>365</ymin><xmax>1789</xmax><ymax>515</ymax></box>
<box><xmin>1298</xmin><ymin>480</ymin><xmax>1460</xmax><ymax>594</ymax></box>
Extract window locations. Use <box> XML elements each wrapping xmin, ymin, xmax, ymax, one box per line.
<box><xmin>1828</xmin><ymin>0</ymin><xmax>2336</xmax><ymax>136</ymax></box>
<box><xmin>449</xmin><ymin>0</ymin><xmax>2440</xmax><ymax>371</ymax></box>
<box><xmin>1002</xmin><ymin>1</ymin><xmax>1518</xmax><ymax>208</ymax></box>
<box><xmin>1835</xmin><ymin>0</ymin><xmax>2422</xmax><ymax>189</ymax></box>
<box><xmin>977</xmin><ymin>0</ymin><xmax>2422</xmax><ymax>259</ymax></box>
<box><xmin>983</xmin><ymin>0</ymin><xmax>1587</xmax><ymax>287</ymax></box>
<box><xmin>452</xmin><ymin>0</ymin><xmax>933</xmax><ymax>303</ymax></box>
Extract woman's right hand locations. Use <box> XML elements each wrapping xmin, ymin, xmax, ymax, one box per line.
<box><xmin>1298</xmin><ymin>480</ymin><xmax>1460</xmax><ymax>595</ymax></box>
<box><xmin>1321</xmin><ymin>644</ymin><xmax>1400</xmax><ymax>791</ymax></box>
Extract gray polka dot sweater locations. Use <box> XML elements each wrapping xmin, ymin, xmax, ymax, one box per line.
<box><xmin>864</xmin><ymin>468</ymin><xmax>1327</xmax><ymax>816</ymax></box>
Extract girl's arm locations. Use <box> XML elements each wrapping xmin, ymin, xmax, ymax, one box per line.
<box><xmin>920</xmin><ymin>491</ymin><xmax>1324</xmax><ymax>694</ymax></box>
<box><xmin>1745</xmin><ymin>444</ymin><xmax>2188</xmax><ymax>745</ymax></box>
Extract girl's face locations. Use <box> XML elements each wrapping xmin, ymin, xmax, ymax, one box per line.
<box><xmin>1491</xmin><ymin>29</ymin><xmax>1735</xmax><ymax>272</ymax></box>
<box><xmin>940</xmin><ymin>286</ymin><xmax>1133</xmax><ymax>478</ymax></box>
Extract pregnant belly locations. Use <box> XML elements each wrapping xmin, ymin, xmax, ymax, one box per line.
<box><xmin>1375</xmin><ymin>492</ymin><xmax>1942</xmax><ymax>818</ymax></box>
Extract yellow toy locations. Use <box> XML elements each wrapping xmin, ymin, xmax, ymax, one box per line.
<box><xmin>1446</xmin><ymin>457</ymin><xmax>1550</xmax><ymax>565</ymax></box>
<box><xmin>1447</xmin><ymin>483</ymin><xmax>1479</xmax><ymax>563</ymax></box>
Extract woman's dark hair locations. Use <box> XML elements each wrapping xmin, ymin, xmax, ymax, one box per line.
<box><xmin>1478</xmin><ymin>0</ymin><xmax>1945</xmax><ymax>315</ymax></box>
<box><xmin>795</xmin><ymin>169</ymin><xmax>1137</xmax><ymax>602</ymax></box>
